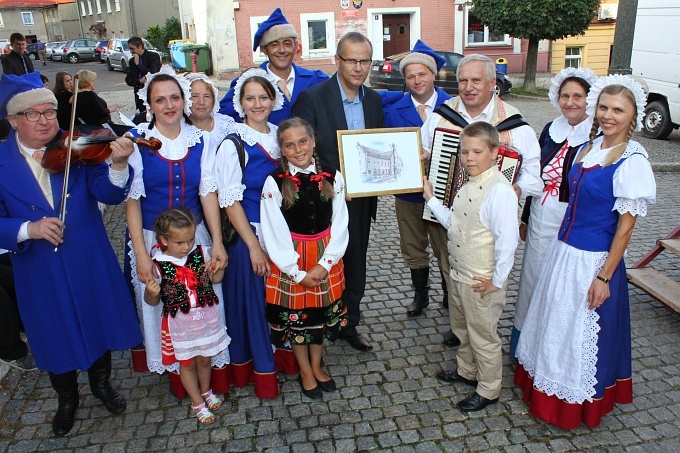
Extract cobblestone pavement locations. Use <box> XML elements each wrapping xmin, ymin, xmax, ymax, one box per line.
<box><xmin>1</xmin><ymin>93</ymin><xmax>679</xmax><ymax>452</ymax></box>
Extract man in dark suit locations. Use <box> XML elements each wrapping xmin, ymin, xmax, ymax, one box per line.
<box><xmin>125</xmin><ymin>37</ymin><xmax>161</xmax><ymax>116</ymax></box>
<box><xmin>1</xmin><ymin>33</ymin><xmax>34</xmax><ymax>76</ymax></box>
<box><xmin>292</xmin><ymin>32</ymin><xmax>384</xmax><ymax>352</ymax></box>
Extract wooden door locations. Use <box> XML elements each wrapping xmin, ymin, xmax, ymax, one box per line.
<box><xmin>382</xmin><ymin>14</ymin><xmax>410</xmax><ymax>57</ymax></box>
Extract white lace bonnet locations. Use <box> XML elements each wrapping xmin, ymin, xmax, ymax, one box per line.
<box><xmin>232</xmin><ymin>68</ymin><xmax>284</xmax><ymax>119</ymax></box>
<box><xmin>138</xmin><ymin>65</ymin><xmax>193</xmax><ymax>121</ymax></box>
<box><xmin>586</xmin><ymin>74</ymin><xmax>647</xmax><ymax>132</ymax></box>
<box><xmin>185</xmin><ymin>72</ymin><xmax>220</xmax><ymax>116</ymax></box>
<box><xmin>548</xmin><ymin>67</ymin><xmax>599</xmax><ymax>111</ymax></box>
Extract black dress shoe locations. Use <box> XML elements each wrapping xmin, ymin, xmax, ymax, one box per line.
<box><xmin>341</xmin><ymin>333</ymin><xmax>373</xmax><ymax>352</ymax></box>
<box><xmin>316</xmin><ymin>377</ymin><xmax>337</xmax><ymax>392</ymax></box>
<box><xmin>436</xmin><ymin>369</ymin><xmax>477</xmax><ymax>387</ymax></box>
<box><xmin>456</xmin><ymin>392</ymin><xmax>499</xmax><ymax>412</ymax></box>
<box><xmin>298</xmin><ymin>376</ymin><xmax>322</xmax><ymax>399</ymax></box>
<box><xmin>442</xmin><ymin>330</ymin><xmax>461</xmax><ymax>347</ymax></box>
<box><xmin>52</xmin><ymin>397</ymin><xmax>79</xmax><ymax>437</ymax></box>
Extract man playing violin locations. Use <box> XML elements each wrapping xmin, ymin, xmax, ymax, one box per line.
<box><xmin>0</xmin><ymin>72</ymin><xmax>144</xmax><ymax>437</ymax></box>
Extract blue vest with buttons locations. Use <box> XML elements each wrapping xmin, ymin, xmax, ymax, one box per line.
<box><xmin>131</xmin><ymin>130</ymin><xmax>205</xmax><ymax>230</ymax></box>
<box><xmin>241</xmin><ymin>141</ymin><xmax>279</xmax><ymax>223</ymax></box>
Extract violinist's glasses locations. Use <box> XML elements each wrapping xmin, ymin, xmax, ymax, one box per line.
<box><xmin>15</xmin><ymin>109</ymin><xmax>59</xmax><ymax>122</ymax></box>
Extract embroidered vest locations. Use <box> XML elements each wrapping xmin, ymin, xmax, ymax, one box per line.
<box><xmin>447</xmin><ymin>166</ymin><xmax>511</xmax><ymax>285</ymax></box>
<box><xmin>154</xmin><ymin>246</ymin><xmax>219</xmax><ymax>317</ymax></box>
<box><xmin>270</xmin><ymin>167</ymin><xmax>336</xmax><ymax>235</ymax></box>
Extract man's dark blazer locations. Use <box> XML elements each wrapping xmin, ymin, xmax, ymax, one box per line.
<box><xmin>1</xmin><ymin>51</ymin><xmax>34</xmax><ymax>76</ymax></box>
<box><xmin>291</xmin><ymin>74</ymin><xmax>384</xmax><ymax>333</ymax></box>
<box><xmin>125</xmin><ymin>50</ymin><xmax>162</xmax><ymax>112</ymax></box>
<box><xmin>291</xmin><ymin>73</ymin><xmax>385</xmax><ymax>172</ymax></box>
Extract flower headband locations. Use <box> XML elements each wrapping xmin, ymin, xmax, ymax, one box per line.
<box><xmin>548</xmin><ymin>67</ymin><xmax>599</xmax><ymax>111</ymax></box>
<box><xmin>586</xmin><ymin>74</ymin><xmax>647</xmax><ymax>132</ymax></box>
<box><xmin>138</xmin><ymin>65</ymin><xmax>193</xmax><ymax>122</ymax></box>
<box><xmin>232</xmin><ymin>68</ymin><xmax>284</xmax><ymax>119</ymax></box>
<box><xmin>185</xmin><ymin>73</ymin><xmax>220</xmax><ymax>116</ymax></box>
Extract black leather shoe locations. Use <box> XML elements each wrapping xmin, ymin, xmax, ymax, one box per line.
<box><xmin>341</xmin><ymin>333</ymin><xmax>373</xmax><ymax>352</ymax></box>
<box><xmin>52</xmin><ymin>396</ymin><xmax>79</xmax><ymax>436</ymax></box>
<box><xmin>298</xmin><ymin>376</ymin><xmax>322</xmax><ymax>399</ymax></box>
<box><xmin>442</xmin><ymin>330</ymin><xmax>461</xmax><ymax>347</ymax></box>
<box><xmin>456</xmin><ymin>392</ymin><xmax>499</xmax><ymax>412</ymax></box>
<box><xmin>436</xmin><ymin>369</ymin><xmax>477</xmax><ymax>387</ymax></box>
<box><xmin>316</xmin><ymin>377</ymin><xmax>337</xmax><ymax>392</ymax></box>
<box><xmin>87</xmin><ymin>351</ymin><xmax>126</xmax><ymax>414</ymax></box>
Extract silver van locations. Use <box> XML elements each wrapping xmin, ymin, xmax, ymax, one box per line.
<box><xmin>106</xmin><ymin>38</ymin><xmax>161</xmax><ymax>73</ymax></box>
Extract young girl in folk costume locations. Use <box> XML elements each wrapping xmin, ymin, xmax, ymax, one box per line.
<box><xmin>145</xmin><ymin>208</ymin><xmax>230</xmax><ymax>424</ymax></box>
<box><xmin>125</xmin><ymin>65</ymin><xmax>229</xmax><ymax>397</ymax></box>
<box><xmin>515</xmin><ymin>75</ymin><xmax>656</xmax><ymax>429</ymax></box>
<box><xmin>215</xmin><ymin>68</ymin><xmax>283</xmax><ymax>398</ymax></box>
<box><xmin>260</xmin><ymin>117</ymin><xmax>349</xmax><ymax>399</ymax></box>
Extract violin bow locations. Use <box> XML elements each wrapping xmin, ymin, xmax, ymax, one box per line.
<box><xmin>55</xmin><ymin>73</ymin><xmax>80</xmax><ymax>252</ymax></box>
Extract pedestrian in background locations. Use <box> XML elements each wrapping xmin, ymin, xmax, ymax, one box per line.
<box><xmin>125</xmin><ymin>36</ymin><xmax>161</xmax><ymax>121</ymax></box>
<box><xmin>36</xmin><ymin>39</ymin><xmax>47</xmax><ymax>66</ymax></box>
<box><xmin>53</xmin><ymin>71</ymin><xmax>73</xmax><ymax>130</ymax></box>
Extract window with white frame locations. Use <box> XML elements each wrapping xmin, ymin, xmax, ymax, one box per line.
<box><xmin>0</xmin><ymin>13</ymin><xmax>4</xmax><ymax>27</ymax></box>
<box><xmin>115</xmin><ymin>0</ymin><xmax>121</xmax><ymax>12</ymax></box>
<box><xmin>80</xmin><ymin>2</ymin><xmax>86</xmax><ymax>16</ymax></box>
<box><xmin>87</xmin><ymin>1</ymin><xmax>93</xmax><ymax>15</ymax></box>
<box><xmin>106</xmin><ymin>0</ymin><xmax>111</xmax><ymax>13</ymax></box>
<box><xmin>21</xmin><ymin>11</ymin><xmax>34</xmax><ymax>25</ymax></box>
<box><xmin>249</xmin><ymin>15</ymin><xmax>270</xmax><ymax>62</ymax></box>
<box><xmin>96</xmin><ymin>0</ymin><xmax>102</xmax><ymax>14</ymax></box>
<box><xmin>300</xmin><ymin>13</ymin><xmax>335</xmax><ymax>59</ymax></box>
<box><xmin>466</xmin><ymin>8</ymin><xmax>510</xmax><ymax>46</ymax></box>
<box><xmin>565</xmin><ymin>46</ymin><xmax>582</xmax><ymax>68</ymax></box>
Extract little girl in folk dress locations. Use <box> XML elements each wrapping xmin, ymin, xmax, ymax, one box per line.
<box><xmin>144</xmin><ymin>208</ymin><xmax>230</xmax><ymax>424</ymax></box>
<box><xmin>260</xmin><ymin>117</ymin><xmax>349</xmax><ymax>400</ymax></box>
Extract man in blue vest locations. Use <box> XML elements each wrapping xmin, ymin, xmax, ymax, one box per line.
<box><xmin>218</xmin><ymin>8</ymin><xmax>328</xmax><ymax>125</ymax></box>
<box><xmin>382</xmin><ymin>40</ymin><xmax>459</xmax><ymax>345</ymax></box>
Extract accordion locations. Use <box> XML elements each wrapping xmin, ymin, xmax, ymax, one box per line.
<box><xmin>422</xmin><ymin>127</ymin><xmax>522</xmax><ymax>222</ymax></box>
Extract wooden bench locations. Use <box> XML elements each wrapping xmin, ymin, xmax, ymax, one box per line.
<box><xmin>627</xmin><ymin>226</ymin><xmax>680</xmax><ymax>313</ymax></box>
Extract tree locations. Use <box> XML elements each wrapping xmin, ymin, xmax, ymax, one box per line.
<box><xmin>146</xmin><ymin>25</ymin><xmax>164</xmax><ymax>52</ymax></box>
<box><xmin>472</xmin><ymin>0</ymin><xmax>600</xmax><ymax>91</ymax></box>
<box><xmin>163</xmin><ymin>17</ymin><xmax>182</xmax><ymax>45</ymax></box>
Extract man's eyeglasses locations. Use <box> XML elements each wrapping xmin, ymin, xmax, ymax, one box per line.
<box><xmin>15</xmin><ymin>109</ymin><xmax>59</xmax><ymax>122</ymax></box>
<box><xmin>337</xmin><ymin>55</ymin><xmax>372</xmax><ymax>67</ymax></box>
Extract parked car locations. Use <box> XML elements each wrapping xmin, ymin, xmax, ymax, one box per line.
<box><xmin>61</xmin><ymin>38</ymin><xmax>98</xmax><ymax>64</ymax></box>
<box><xmin>95</xmin><ymin>39</ymin><xmax>108</xmax><ymax>62</ymax></box>
<box><xmin>51</xmin><ymin>42</ymin><xmax>67</xmax><ymax>61</ymax></box>
<box><xmin>46</xmin><ymin>41</ymin><xmax>67</xmax><ymax>60</ymax></box>
<box><xmin>106</xmin><ymin>38</ymin><xmax>162</xmax><ymax>73</ymax></box>
<box><xmin>25</xmin><ymin>43</ymin><xmax>39</xmax><ymax>61</ymax></box>
<box><xmin>369</xmin><ymin>50</ymin><xmax>512</xmax><ymax>97</ymax></box>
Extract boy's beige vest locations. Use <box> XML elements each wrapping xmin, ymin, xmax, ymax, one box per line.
<box><xmin>447</xmin><ymin>166</ymin><xmax>512</xmax><ymax>285</ymax></box>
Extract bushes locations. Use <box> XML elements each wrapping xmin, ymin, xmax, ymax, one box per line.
<box><xmin>146</xmin><ymin>17</ymin><xmax>182</xmax><ymax>53</ymax></box>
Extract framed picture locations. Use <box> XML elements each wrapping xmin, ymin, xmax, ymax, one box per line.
<box><xmin>337</xmin><ymin>127</ymin><xmax>424</xmax><ymax>198</ymax></box>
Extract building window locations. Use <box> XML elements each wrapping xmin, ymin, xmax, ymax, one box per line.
<box><xmin>115</xmin><ymin>0</ymin><xmax>120</xmax><ymax>12</ymax></box>
<box><xmin>21</xmin><ymin>11</ymin><xmax>34</xmax><ymax>25</ymax></box>
<box><xmin>466</xmin><ymin>8</ymin><xmax>510</xmax><ymax>46</ymax></box>
<box><xmin>106</xmin><ymin>0</ymin><xmax>111</xmax><ymax>13</ymax></box>
<box><xmin>87</xmin><ymin>1</ymin><xmax>93</xmax><ymax>15</ymax></box>
<box><xmin>565</xmin><ymin>46</ymin><xmax>582</xmax><ymax>68</ymax></box>
<box><xmin>300</xmin><ymin>13</ymin><xmax>335</xmax><ymax>59</ymax></box>
<box><xmin>80</xmin><ymin>2</ymin><xmax>86</xmax><ymax>16</ymax></box>
<box><xmin>249</xmin><ymin>15</ymin><xmax>270</xmax><ymax>62</ymax></box>
<box><xmin>96</xmin><ymin>0</ymin><xmax>102</xmax><ymax>14</ymax></box>
<box><xmin>0</xmin><ymin>13</ymin><xmax>4</xmax><ymax>27</ymax></box>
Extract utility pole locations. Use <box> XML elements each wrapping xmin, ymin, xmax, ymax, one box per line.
<box><xmin>608</xmin><ymin>0</ymin><xmax>639</xmax><ymax>75</ymax></box>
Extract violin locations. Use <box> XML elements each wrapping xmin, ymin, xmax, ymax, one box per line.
<box><xmin>41</xmin><ymin>128</ymin><xmax>162</xmax><ymax>173</ymax></box>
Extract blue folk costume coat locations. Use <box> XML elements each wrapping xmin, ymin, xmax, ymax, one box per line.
<box><xmin>0</xmin><ymin>133</ymin><xmax>143</xmax><ymax>374</ymax></box>
<box><xmin>218</xmin><ymin>62</ymin><xmax>329</xmax><ymax>125</ymax></box>
<box><xmin>381</xmin><ymin>87</ymin><xmax>452</xmax><ymax>203</ymax></box>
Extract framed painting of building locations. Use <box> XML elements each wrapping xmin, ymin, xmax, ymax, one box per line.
<box><xmin>337</xmin><ymin>127</ymin><xmax>424</xmax><ymax>198</ymax></box>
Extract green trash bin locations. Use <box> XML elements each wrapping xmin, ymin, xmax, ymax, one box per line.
<box><xmin>182</xmin><ymin>44</ymin><xmax>212</xmax><ymax>75</ymax></box>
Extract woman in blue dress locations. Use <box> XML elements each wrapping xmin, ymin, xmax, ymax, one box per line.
<box><xmin>215</xmin><ymin>68</ymin><xmax>284</xmax><ymax>399</ymax></box>
<box><xmin>515</xmin><ymin>75</ymin><xmax>656</xmax><ymax>429</ymax></box>
<box><xmin>125</xmin><ymin>66</ymin><xmax>229</xmax><ymax>397</ymax></box>
<box><xmin>510</xmin><ymin>68</ymin><xmax>598</xmax><ymax>359</ymax></box>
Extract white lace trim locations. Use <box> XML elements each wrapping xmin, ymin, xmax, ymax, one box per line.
<box><xmin>128</xmin><ymin>221</ymin><xmax>230</xmax><ymax>374</ymax></box>
<box><xmin>232</xmin><ymin>68</ymin><xmax>284</xmax><ymax>118</ymax></box>
<box><xmin>218</xmin><ymin>185</ymin><xmax>245</xmax><ymax>208</ymax></box>
<box><xmin>614</xmin><ymin>197</ymin><xmax>648</xmax><ymax>217</ymax></box>
<box><xmin>134</xmin><ymin>121</ymin><xmax>205</xmax><ymax>152</ymax></box>
<box><xmin>128</xmin><ymin>180</ymin><xmax>146</xmax><ymax>200</ymax></box>
<box><xmin>548</xmin><ymin>115</ymin><xmax>592</xmax><ymax>146</ymax></box>
<box><xmin>233</xmin><ymin>123</ymin><xmax>281</xmax><ymax>159</ymax></box>
<box><xmin>199</xmin><ymin>177</ymin><xmax>219</xmax><ymax>197</ymax></box>
<box><xmin>211</xmin><ymin>114</ymin><xmax>238</xmax><ymax>144</ymax></box>
<box><xmin>581</xmin><ymin>139</ymin><xmax>648</xmax><ymax>168</ymax></box>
